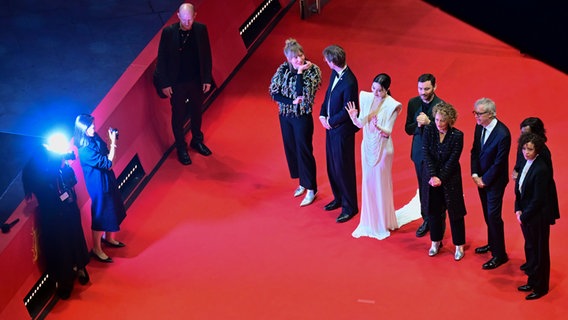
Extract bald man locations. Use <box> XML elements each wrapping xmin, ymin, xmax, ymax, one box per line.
<box><xmin>155</xmin><ymin>3</ymin><xmax>213</xmax><ymax>165</ymax></box>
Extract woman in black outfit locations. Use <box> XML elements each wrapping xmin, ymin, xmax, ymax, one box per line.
<box><xmin>514</xmin><ymin>132</ymin><xmax>559</xmax><ymax>300</ymax></box>
<box><xmin>23</xmin><ymin>140</ymin><xmax>90</xmax><ymax>299</ymax></box>
<box><xmin>269</xmin><ymin>38</ymin><xmax>322</xmax><ymax>207</ymax></box>
<box><xmin>421</xmin><ymin>102</ymin><xmax>467</xmax><ymax>261</ymax></box>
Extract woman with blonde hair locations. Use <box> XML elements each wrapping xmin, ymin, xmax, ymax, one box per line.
<box><xmin>270</xmin><ymin>38</ymin><xmax>322</xmax><ymax>207</ymax></box>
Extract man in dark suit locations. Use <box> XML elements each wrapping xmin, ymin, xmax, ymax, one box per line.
<box><xmin>514</xmin><ymin>132</ymin><xmax>558</xmax><ymax>300</ymax></box>
<box><xmin>404</xmin><ymin>73</ymin><xmax>445</xmax><ymax>237</ymax></box>
<box><xmin>155</xmin><ymin>3</ymin><xmax>213</xmax><ymax>165</ymax></box>
<box><xmin>470</xmin><ymin>97</ymin><xmax>511</xmax><ymax>269</ymax></box>
<box><xmin>319</xmin><ymin>45</ymin><xmax>359</xmax><ymax>223</ymax></box>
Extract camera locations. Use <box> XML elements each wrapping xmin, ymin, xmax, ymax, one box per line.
<box><xmin>109</xmin><ymin>127</ymin><xmax>119</xmax><ymax>140</ymax></box>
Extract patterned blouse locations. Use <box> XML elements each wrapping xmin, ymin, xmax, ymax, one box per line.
<box><xmin>269</xmin><ymin>62</ymin><xmax>321</xmax><ymax>117</ymax></box>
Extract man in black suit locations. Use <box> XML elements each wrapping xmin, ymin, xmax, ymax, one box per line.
<box><xmin>155</xmin><ymin>3</ymin><xmax>213</xmax><ymax>165</ymax></box>
<box><xmin>404</xmin><ymin>73</ymin><xmax>444</xmax><ymax>237</ymax></box>
<box><xmin>470</xmin><ymin>97</ymin><xmax>511</xmax><ymax>269</ymax></box>
<box><xmin>319</xmin><ymin>45</ymin><xmax>359</xmax><ymax>223</ymax></box>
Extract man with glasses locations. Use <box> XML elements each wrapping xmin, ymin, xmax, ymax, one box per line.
<box><xmin>470</xmin><ymin>97</ymin><xmax>511</xmax><ymax>269</ymax></box>
<box><xmin>405</xmin><ymin>73</ymin><xmax>445</xmax><ymax>237</ymax></box>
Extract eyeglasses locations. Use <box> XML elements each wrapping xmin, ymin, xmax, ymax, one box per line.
<box><xmin>472</xmin><ymin>111</ymin><xmax>489</xmax><ymax>116</ymax></box>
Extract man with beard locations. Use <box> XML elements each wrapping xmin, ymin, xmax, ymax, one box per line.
<box><xmin>405</xmin><ymin>74</ymin><xmax>445</xmax><ymax>237</ymax></box>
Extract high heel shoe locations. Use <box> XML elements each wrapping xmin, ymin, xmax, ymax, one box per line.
<box><xmin>454</xmin><ymin>245</ymin><xmax>465</xmax><ymax>261</ymax></box>
<box><xmin>90</xmin><ymin>250</ymin><xmax>113</xmax><ymax>263</ymax></box>
<box><xmin>428</xmin><ymin>241</ymin><xmax>443</xmax><ymax>257</ymax></box>
<box><xmin>101</xmin><ymin>237</ymin><xmax>126</xmax><ymax>248</ymax></box>
<box><xmin>294</xmin><ymin>186</ymin><xmax>306</xmax><ymax>197</ymax></box>
<box><xmin>300</xmin><ymin>190</ymin><xmax>317</xmax><ymax>207</ymax></box>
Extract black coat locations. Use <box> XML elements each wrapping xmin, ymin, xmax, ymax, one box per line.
<box><xmin>22</xmin><ymin>148</ymin><xmax>89</xmax><ymax>281</ymax></box>
<box><xmin>515</xmin><ymin>155</ymin><xmax>559</xmax><ymax>225</ymax></box>
<box><xmin>421</xmin><ymin>123</ymin><xmax>467</xmax><ymax>219</ymax></box>
<box><xmin>319</xmin><ymin>67</ymin><xmax>359</xmax><ymax>135</ymax></box>
<box><xmin>404</xmin><ymin>95</ymin><xmax>444</xmax><ymax>163</ymax></box>
<box><xmin>514</xmin><ymin>144</ymin><xmax>559</xmax><ymax>224</ymax></box>
<box><xmin>470</xmin><ymin>120</ymin><xmax>511</xmax><ymax>188</ymax></box>
<box><xmin>155</xmin><ymin>22</ymin><xmax>212</xmax><ymax>88</ymax></box>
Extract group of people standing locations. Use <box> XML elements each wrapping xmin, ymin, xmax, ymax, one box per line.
<box><xmin>269</xmin><ymin>38</ymin><xmax>559</xmax><ymax>300</ymax></box>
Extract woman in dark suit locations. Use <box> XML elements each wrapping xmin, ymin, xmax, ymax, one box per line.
<box><xmin>421</xmin><ymin>102</ymin><xmax>467</xmax><ymax>260</ymax></box>
<box><xmin>511</xmin><ymin>117</ymin><xmax>559</xmax><ymax>273</ymax></box>
<box><xmin>515</xmin><ymin>132</ymin><xmax>559</xmax><ymax>300</ymax></box>
<box><xmin>74</xmin><ymin>114</ymin><xmax>127</xmax><ymax>263</ymax></box>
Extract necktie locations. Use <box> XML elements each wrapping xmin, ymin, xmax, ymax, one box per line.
<box><xmin>481</xmin><ymin>128</ymin><xmax>487</xmax><ymax>146</ymax></box>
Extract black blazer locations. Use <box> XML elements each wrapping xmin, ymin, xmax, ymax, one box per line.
<box><xmin>319</xmin><ymin>67</ymin><xmax>359</xmax><ymax>134</ymax></box>
<box><xmin>515</xmin><ymin>156</ymin><xmax>555</xmax><ymax>224</ymax></box>
<box><xmin>515</xmin><ymin>145</ymin><xmax>560</xmax><ymax>224</ymax></box>
<box><xmin>421</xmin><ymin>123</ymin><xmax>467</xmax><ymax>218</ymax></box>
<box><xmin>155</xmin><ymin>22</ymin><xmax>212</xmax><ymax>89</ymax></box>
<box><xmin>470</xmin><ymin>120</ymin><xmax>511</xmax><ymax>188</ymax></box>
<box><xmin>404</xmin><ymin>95</ymin><xmax>443</xmax><ymax>163</ymax></box>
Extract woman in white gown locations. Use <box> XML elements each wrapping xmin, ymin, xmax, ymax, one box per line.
<box><xmin>346</xmin><ymin>73</ymin><xmax>402</xmax><ymax>240</ymax></box>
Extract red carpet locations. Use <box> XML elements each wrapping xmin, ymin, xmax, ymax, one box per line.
<box><xmin>22</xmin><ymin>0</ymin><xmax>568</xmax><ymax>318</ymax></box>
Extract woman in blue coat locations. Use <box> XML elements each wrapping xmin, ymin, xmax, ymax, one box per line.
<box><xmin>74</xmin><ymin>114</ymin><xmax>126</xmax><ymax>263</ymax></box>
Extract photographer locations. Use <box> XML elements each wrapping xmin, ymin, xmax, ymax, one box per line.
<box><xmin>74</xmin><ymin>114</ymin><xmax>127</xmax><ymax>263</ymax></box>
<box><xmin>22</xmin><ymin>138</ymin><xmax>90</xmax><ymax>299</ymax></box>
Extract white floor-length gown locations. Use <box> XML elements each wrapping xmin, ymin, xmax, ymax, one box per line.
<box><xmin>352</xmin><ymin>91</ymin><xmax>402</xmax><ymax>240</ymax></box>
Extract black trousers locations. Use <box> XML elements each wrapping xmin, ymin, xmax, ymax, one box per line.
<box><xmin>521</xmin><ymin>217</ymin><xmax>550</xmax><ymax>294</ymax></box>
<box><xmin>279</xmin><ymin>113</ymin><xmax>317</xmax><ymax>191</ymax></box>
<box><xmin>325</xmin><ymin>129</ymin><xmax>358</xmax><ymax>215</ymax></box>
<box><xmin>170</xmin><ymin>81</ymin><xmax>204</xmax><ymax>151</ymax></box>
<box><xmin>428</xmin><ymin>186</ymin><xmax>464</xmax><ymax>245</ymax></box>
<box><xmin>478</xmin><ymin>185</ymin><xmax>507</xmax><ymax>259</ymax></box>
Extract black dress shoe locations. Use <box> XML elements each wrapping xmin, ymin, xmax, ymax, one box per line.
<box><xmin>526</xmin><ymin>291</ymin><xmax>547</xmax><ymax>300</ymax></box>
<box><xmin>90</xmin><ymin>250</ymin><xmax>113</xmax><ymax>263</ymax></box>
<box><xmin>415</xmin><ymin>220</ymin><xmax>429</xmax><ymax>237</ymax></box>
<box><xmin>190</xmin><ymin>142</ymin><xmax>212</xmax><ymax>156</ymax></box>
<box><xmin>102</xmin><ymin>237</ymin><xmax>126</xmax><ymax>248</ymax></box>
<box><xmin>517</xmin><ymin>284</ymin><xmax>533</xmax><ymax>292</ymax></box>
<box><xmin>324</xmin><ymin>200</ymin><xmax>341</xmax><ymax>211</ymax></box>
<box><xmin>336</xmin><ymin>211</ymin><xmax>357</xmax><ymax>223</ymax></box>
<box><xmin>56</xmin><ymin>285</ymin><xmax>73</xmax><ymax>300</ymax></box>
<box><xmin>77</xmin><ymin>268</ymin><xmax>90</xmax><ymax>285</ymax></box>
<box><xmin>177</xmin><ymin>151</ymin><xmax>192</xmax><ymax>165</ymax></box>
<box><xmin>482</xmin><ymin>256</ymin><xmax>508</xmax><ymax>270</ymax></box>
<box><xmin>475</xmin><ymin>244</ymin><xmax>491</xmax><ymax>254</ymax></box>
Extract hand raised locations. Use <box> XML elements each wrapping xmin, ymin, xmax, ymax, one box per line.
<box><xmin>345</xmin><ymin>101</ymin><xmax>358</xmax><ymax>119</ymax></box>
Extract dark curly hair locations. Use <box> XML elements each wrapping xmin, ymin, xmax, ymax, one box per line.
<box><xmin>518</xmin><ymin>132</ymin><xmax>545</xmax><ymax>154</ymax></box>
